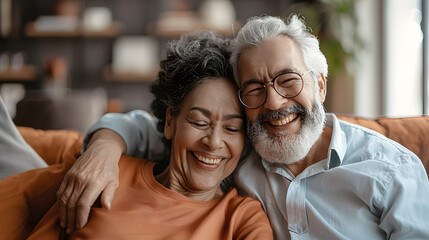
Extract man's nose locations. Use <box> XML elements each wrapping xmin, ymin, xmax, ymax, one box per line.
<box><xmin>202</xmin><ymin>128</ymin><xmax>223</xmax><ymax>150</ymax></box>
<box><xmin>263</xmin><ymin>85</ymin><xmax>286</xmax><ymax>111</ymax></box>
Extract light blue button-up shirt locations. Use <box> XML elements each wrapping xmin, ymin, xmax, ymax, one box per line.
<box><xmin>87</xmin><ymin>111</ymin><xmax>429</xmax><ymax>240</ymax></box>
<box><xmin>235</xmin><ymin>114</ymin><xmax>429</xmax><ymax>239</ymax></box>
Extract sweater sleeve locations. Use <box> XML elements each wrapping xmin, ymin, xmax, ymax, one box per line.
<box><xmin>0</xmin><ymin>162</ymin><xmax>72</xmax><ymax>240</ymax></box>
<box><xmin>233</xmin><ymin>198</ymin><xmax>273</xmax><ymax>240</ymax></box>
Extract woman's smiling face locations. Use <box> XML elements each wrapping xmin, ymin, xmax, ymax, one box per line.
<box><xmin>164</xmin><ymin>78</ymin><xmax>244</xmax><ymax>198</ymax></box>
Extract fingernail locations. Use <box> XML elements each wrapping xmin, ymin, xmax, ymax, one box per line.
<box><xmin>66</xmin><ymin>228</ymin><xmax>71</xmax><ymax>235</ymax></box>
<box><xmin>60</xmin><ymin>222</ymin><xmax>65</xmax><ymax>228</ymax></box>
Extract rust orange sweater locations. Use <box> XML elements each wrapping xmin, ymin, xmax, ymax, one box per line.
<box><xmin>27</xmin><ymin>157</ymin><xmax>273</xmax><ymax>240</ymax></box>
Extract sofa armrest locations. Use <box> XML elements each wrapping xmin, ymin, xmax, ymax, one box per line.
<box><xmin>0</xmin><ymin>127</ymin><xmax>83</xmax><ymax>239</ymax></box>
<box><xmin>17</xmin><ymin>127</ymin><xmax>83</xmax><ymax>166</ymax></box>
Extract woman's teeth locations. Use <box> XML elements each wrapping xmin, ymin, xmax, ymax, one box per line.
<box><xmin>194</xmin><ymin>153</ymin><xmax>222</xmax><ymax>165</ymax></box>
<box><xmin>269</xmin><ymin>113</ymin><xmax>298</xmax><ymax>126</ymax></box>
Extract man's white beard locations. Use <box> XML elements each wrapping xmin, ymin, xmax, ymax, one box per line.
<box><xmin>247</xmin><ymin>99</ymin><xmax>326</xmax><ymax>165</ymax></box>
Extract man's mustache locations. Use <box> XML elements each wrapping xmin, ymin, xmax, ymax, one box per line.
<box><xmin>256</xmin><ymin>105</ymin><xmax>308</xmax><ymax>123</ymax></box>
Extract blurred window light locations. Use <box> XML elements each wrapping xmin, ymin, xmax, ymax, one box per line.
<box><xmin>384</xmin><ymin>0</ymin><xmax>423</xmax><ymax>117</ymax></box>
<box><xmin>424</xmin><ymin>0</ymin><xmax>429</xmax><ymax>114</ymax></box>
<box><xmin>354</xmin><ymin>0</ymin><xmax>381</xmax><ymax>118</ymax></box>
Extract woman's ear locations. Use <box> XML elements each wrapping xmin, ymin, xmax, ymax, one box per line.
<box><xmin>164</xmin><ymin>107</ymin><xmax>175</xmax><ymax>140</ymax></box>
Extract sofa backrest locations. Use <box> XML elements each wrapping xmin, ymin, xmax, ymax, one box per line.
<box><xmin>18</xmin><ymin>126</ymin><xmax>83</xmax><ymax>166</ymax></box>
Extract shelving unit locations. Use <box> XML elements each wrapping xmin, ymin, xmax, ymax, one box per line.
<box><xmin>24</xmin><ymin>22</ymin><xmax>121</xmax><ymax>38</ymax></box>
<box><xmin>0</xmin><ymin>0</ymin><xmax>289</xmax><ymax>113</ymax></box>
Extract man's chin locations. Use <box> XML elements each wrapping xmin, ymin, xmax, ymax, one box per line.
<box><xmin>254</xmin><ymin>136</ymin><xmax>310</xmax><ymax>165</ymax></box>
<box><xmin>263</xmin><ymin>127</ymin><xmax>289</xmax><ymax>140</ymax></box>
<box><xmin>248</xmin><ymin>117</ymin><xmax>309</xmax><ymax>165</ymax></box>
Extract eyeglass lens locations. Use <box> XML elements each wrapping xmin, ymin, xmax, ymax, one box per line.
<box><xmin>239</xmin><ymin>72</ymin><xmax>304</xmax><ymax>108</ymax></box>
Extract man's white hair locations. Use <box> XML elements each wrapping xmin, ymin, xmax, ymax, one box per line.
<box><xmin>230</xmin><ymin>14</ymin><xmax>328</xmax><ymax>85</ymax></box>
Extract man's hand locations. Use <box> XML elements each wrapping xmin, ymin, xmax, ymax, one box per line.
<box><xmin>56</xmin><ymin>129</ymin><xmax>126</xmax><ymax>235</ymax></box>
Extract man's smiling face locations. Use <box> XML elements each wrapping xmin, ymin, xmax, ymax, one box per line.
<box><xmin>237</xmin><ymin>35</ymin><xmax>327</xmax><ymax>164</ymax></box>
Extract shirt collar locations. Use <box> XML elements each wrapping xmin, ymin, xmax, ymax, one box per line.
<box><xmin>325</xmin><ymin>113</ymin><xmax>347</xmax><ymax>169</ymax></box>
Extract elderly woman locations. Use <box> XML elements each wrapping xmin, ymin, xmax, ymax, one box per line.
<box><xmin>26</xmin><ymin>32</ymin><xmax>272</xmax><ymax>239</ymax></box>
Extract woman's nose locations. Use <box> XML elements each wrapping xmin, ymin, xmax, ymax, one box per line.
<box><xmin>202</xmin><ymin>128</ymin><xmax>223</xmax><ymax>150</ymax></box>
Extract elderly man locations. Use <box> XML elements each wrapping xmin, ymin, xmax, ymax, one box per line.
<box><xmin>58</xmin><ymin>15</ymin><xmax>429</xmax><ymax>239</ymax></box>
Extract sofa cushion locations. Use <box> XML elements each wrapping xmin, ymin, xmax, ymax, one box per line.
<box><xmin>18</xmin><ymin>126</ymin><xmax>83</xmax><ymax>166</ymax></box>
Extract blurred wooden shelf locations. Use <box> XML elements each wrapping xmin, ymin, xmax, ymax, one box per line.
<box><xmin>0</xmin><ymin>65</ymin><xmax>39</xmax><ymax>82</ymax></box>
<box><xmin>149</xmin><ymin>11</ymin><xmax>241</xmax><ymax>37</ymax></box>
<box><xmin>24</xmin><ymin>22</ymin><xmax>121</xmax><ymax>38</ymax></box>
<box><xmin>82</xmin><ymin>22</ymin><xmax>122</xmax><ymax>37</ymax></box>
<box><xmin>151</xmin><ymin>21</ymin><xmax>242</xmax><ymax>37</ymax></box>
<box><xmin>103</xmin><ymin>65</ymin><xmax>158</xmax><ymax>82</ymax></box>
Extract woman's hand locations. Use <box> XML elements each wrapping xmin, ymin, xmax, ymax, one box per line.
<box><xmin>56</xmin><ymin>129</ymin><xmax>126</xmax><ymax>235</ymax></box>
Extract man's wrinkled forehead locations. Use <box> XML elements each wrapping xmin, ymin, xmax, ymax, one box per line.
<box><xmin>237</xmin><ymin>36</ymin><xmax>306</xmax><ymax>85</ymax></box>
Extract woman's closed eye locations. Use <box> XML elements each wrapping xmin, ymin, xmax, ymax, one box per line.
<box><xmin>191</xmin><ymin>121</ymin><xmax>209</xmax><ymax>128</ymax></box>
<box><xmin>224</xmin><ymin>123</ymin><xmax>243</xmax><ymax>133</ymax></box>
<box><xmin>226</xmin><ymin>127</ymin><xmax>240</xmax><ymax>133</ymax></box>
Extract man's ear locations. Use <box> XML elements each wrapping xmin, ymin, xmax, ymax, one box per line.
<box><xmin>164</xmin><ymin>107</ymin><xmax>175</xmax><ymax>140</ymax></box>
<box><xmin>317</xmin><ymin>74</ymin><xmax>327</xmax><ymax>103</ymax></box>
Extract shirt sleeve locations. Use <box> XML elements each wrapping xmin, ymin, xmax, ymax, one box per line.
<box><xmin>378</xmin><ymin>154</ymin><xmax>429</xmax><ymax>239</ymax></box>
<box><xmin>83</xmin><ymin>110</ymin><xmax>167</xmax><ymax>162</ymax></box>
<box><xmin>0</xmin><ymin>96</ymin><xmax>47</xmax><ymax>179</ymax></box>
<box><xmin>233</xmin><ymin>199</ymin><xmax>273</xmax><ymax>240</ymax></box>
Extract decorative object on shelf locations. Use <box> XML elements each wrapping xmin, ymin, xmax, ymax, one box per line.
<box><xmin>199</xmin><ymin>0</ymin><xmax>236</xmax><ymax>31</ymax></box>
<box><xmin>55</xmin><ymin>0</ymin><xmax>81</xmax><ymax>17</ymax></box>
<box><xmin>10</xmin><ymin>52</ymin><xmax>25</xmax><ymax>71</ymax></box>
<box><xmin>82</xmin><ymin>7</ymin><xmax>112</xmax><ymax>32</ymax></box>
<box><xmin>111</xmin><ymin>36</ymin><xmax>159</xmax><ymax>81</ymax></box>
<box><xmin>106</xmin><ymin>98</ymin><xmax>123</xmax><ymax>113</ymax></box>
<box><xmin>25</xmin><ymin>0</ymin><xmax>81</xmax><ymax>36</ymax></box>
<box><xmin>0</xmin><ymin>0</ymin><xmax>12</xmax><ymax>37</ymax></box>
<box><xmin>25</xmin><ymin>3</ymin><xmax>119</xmax><ymax>38</ymax></box>
<box><xmin>43</xmin><ymin>56</ymin><xmax>68</xmax><ymax>100</ymax></box>
<box><xmin>152</xmin><ymin>10</ymin><xmax>239</xmax><ymax>37</ymax></box>
<box><xmin>154</xmin><ymin>11</ymin><xmax>201</xmax><ymax>36</ymax></box>
<box><xmin>0</xmin><ymin>52</ymin><xmax>8</xmax><ymax>72</ymax></box>
<box><xmin>33</xmin><ymin>16</ymin><xmax>79</xmax><ymax>32</ymax></box>
<box><xmin>0</xmin><ymin>51</ymin><xmax>38</xmax><ymax>82</ymax></box>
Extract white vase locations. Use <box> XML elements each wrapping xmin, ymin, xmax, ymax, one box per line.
<box><xmin>200</xmin><ymin>0</ymin><xmax>236</xmax><ymax>31</ymax></box>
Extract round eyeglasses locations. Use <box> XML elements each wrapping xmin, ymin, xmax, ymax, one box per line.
<box><xmin>238</xmin><ymin>70</ymin><xmax>311</xmax><ymax>109</ymax></box>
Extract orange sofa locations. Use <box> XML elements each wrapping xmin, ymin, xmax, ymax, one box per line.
<box><xmin>0</xmin><ymin>115</ymin><xmax>428</xmax><ymax>239</ymax></box>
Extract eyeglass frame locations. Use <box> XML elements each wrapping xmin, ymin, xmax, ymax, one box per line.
<box><xmin>238</xmin><ymin>70</ymin><xmax>312</xmax><ymax>109</ymax></box>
